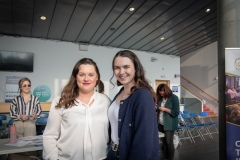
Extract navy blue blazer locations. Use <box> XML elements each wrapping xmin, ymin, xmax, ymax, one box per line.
<box><xmin>111</xmin><ymin>87</ymin><xmax>160</xmax><ymax>160</ymax></box>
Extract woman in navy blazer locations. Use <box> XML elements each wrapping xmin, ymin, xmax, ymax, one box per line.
<box><xmin>107</xmin><ymin>50</ymin><xmax>160</xmax><ymax>160</ymax></box>
<box><xmin>156</xmin><ymin>84</ymin><xmax>180</xmax><ymax>160</ymax></box>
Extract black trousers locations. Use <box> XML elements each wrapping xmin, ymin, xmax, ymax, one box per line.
<box><xmin>158</xmin><ymin>124</ymin><xmax>175</xmax><ymax>160</ymax></box>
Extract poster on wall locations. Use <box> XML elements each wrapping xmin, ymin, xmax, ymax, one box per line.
<box><xmin>172</xmin><ymin>86</ymin><xmax>178</xmax><ymax>92</ymax></box>
<box><xmin>225</xmin><ymin>48</ymin><xmax>240</xmax><ymax>160</ymax></box>
<box><xmin>33</xmin><ymin>85</ymin><xmax>51</xmax><ymax>102</ymax></box>
<box><xmin>5</xmin><ymin>76</ymin><xmax>25</xmax><ymax>102</ymax></box>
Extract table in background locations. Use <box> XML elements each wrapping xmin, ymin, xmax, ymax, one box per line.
<box><xmin>0</xmin><ymin>139</ymin><xmax>43</xmax><ymax>155</ymax></box>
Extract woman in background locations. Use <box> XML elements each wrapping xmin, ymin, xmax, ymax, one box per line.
<box><xmin>10</xmin><ymin>77</ymin><xmax>42</xmax><ymax>138</ymax></box>
<box><xmin>43</xmin><ymin>58</ymin><xmax>110</xmax><ymax>160</ymax></box>
<box><xmin>107</xmin><ymin>50</ymin><xmax>160</xmax><ymax>160</ymax></box>
<box><xmin>156</xmin><ymin>83</ymin><xmax>180</xmax><ymax>160</ymax></box>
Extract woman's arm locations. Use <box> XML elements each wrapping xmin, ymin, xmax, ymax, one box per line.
<box><xmin>170</xmin><ymin>94</ymin><xmax>180</xmax><ymax>116</ymax></box>
<box><xmin>10</xmin><ymin>98</ymin><xmax>20</xmax><ymax>120</ymax></box>
<box><xmin>42</xmin><ymin>97</ymin><xmax>62</xmax><ymax>160</ymax></box>
<box><xmin>30</xmin><ymin>96</ymin><xmax>42</xmax><ymax>120</ymax></box>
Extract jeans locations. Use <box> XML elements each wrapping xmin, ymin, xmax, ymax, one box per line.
<box><xmin>158</xmin><ymin>124</ymin><xmax>175</xmax><ymax>160</ymax></box>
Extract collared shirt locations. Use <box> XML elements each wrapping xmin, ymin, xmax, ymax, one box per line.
<box><xmin>43</xmin><ymin>91</ymin><xmax>110</xmax><ymax>160</ymax></box>
<box><xmin>159</xmin><ymin>98</ymin><xmax>167</xmax><ymax>125</ymax></box>
<box><xmin>10</xmin><ymin>95</ymin><xmax>42</xmax><ymax>120</ymax></box>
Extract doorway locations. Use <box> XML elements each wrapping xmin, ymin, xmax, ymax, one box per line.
<box><xmin>155</xmin><ymin>80</ymin><xmax>170</xmax><ymax>91</ymax></box>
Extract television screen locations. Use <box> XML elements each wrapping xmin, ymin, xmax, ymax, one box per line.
<box><xmin>0</xmin><ymin>50</ymin><xmax>34</xmax><ymax>72</ymax></box>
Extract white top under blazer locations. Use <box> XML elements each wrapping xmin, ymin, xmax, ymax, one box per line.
<box><xmin>42</xmin><ymin>92</ymin><xmax>110</xmax><ymax>160</ymax></box>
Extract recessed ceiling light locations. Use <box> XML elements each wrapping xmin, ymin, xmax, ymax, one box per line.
<box><xmin>110</xmin><ymin>28</ymin><xmax>115</xmax><ymax>31</ymax></box>
<box><xmin>205</xmin><ymin>8</ymin><xmax>210</xmax><ymax>13</ymax></box>
<box><xmin>160</xmin><ymin>37</ymin><xmax>165</xmax><ymax>40</ymax></box>
<box><xmin>129</xmin><ymin>7</ymin><xmax>135</xmax><ymax>12</ymax></box>
<box><xmin>40</xmin><ymin>16</ymin><xmax>46</xmax><ymax>20</ymax></box>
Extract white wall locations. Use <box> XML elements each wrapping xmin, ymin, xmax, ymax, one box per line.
<box><xmin>0</xmin><ymin>36</ymin><xmax>180</xmax><ymax>102</ymax></box>
<box><xmin>180</xmin><ymin>42</ymin><xmax>218</xmax><ymax>113</ymax></box>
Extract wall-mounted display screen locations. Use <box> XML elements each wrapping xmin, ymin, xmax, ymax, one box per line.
<box><xmin>0</xmin><ymin>50</ymin><xmax>34</xmax><ymax>72</ymax></box>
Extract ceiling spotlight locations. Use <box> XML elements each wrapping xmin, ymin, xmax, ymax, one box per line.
<box><xmin>160</xmin><ymin>37</ymin><xmax>165</xmax><ymax>40</ymax></box>
<box><xmin>110</xmin><ymin>28</ymin><xmax>115</xmax><ymax>31</ymax></box>
<box><xmin>129</xmin><ymin>7</ymin><xmax>135</xmax><ymax>12</ymax></box>
<box><xmin>205</xmin><ymin>8</ymin><xmax>210</xmax><ymax>12</ymax></box>
<box><xmin>40</xmin><ymin>16</ymin><xmax>46</xmax><ymax>20</ymax></box>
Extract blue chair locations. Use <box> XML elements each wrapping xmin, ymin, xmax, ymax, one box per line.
<box><xmin>183</xmin><ymin>110</ymin><xmax>190</xmax><ymax>114</ymax></box>
<box><xmin>8</xmin><ymin>119</ymin><xmax>14</xmax><ymax>126</ymax></box>
<box><xmin>181</xmin><ymin>113</ymin><xmax>204</xmax><ymax>142</ymax></box>
<box><xmin>36</xmin><ymin>117</ymin><xmax>48</xmax><ymax>125</ymax></box>
<box><xmin>199</xmin><ymin>112</ymin><xmax>219</xmax><ymax>136</ymax></box>
<box><xmin>0</xmin><ymin>115</ymin><xmax>7</xmax><ymax>138</ymax></box>
<box><xmin>190</xmin><ymin>112</ymin><xmax>213</xmax><ymax>139</ymax></box>
<box><xmin>36</xmin><ymin>117</ymin><xmax>48</xmax><ymax>135</ymax></box>
<box><xmin>40</xmin><ymin>113</ymin><xmax>49</xmax><ymax>118</ymax></box>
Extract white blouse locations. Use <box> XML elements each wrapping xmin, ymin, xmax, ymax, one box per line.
<box><xmin>43</xmin><ymin>92</ymin><xmax>110</xmax><ymax>160</ymax></box>
<box><xmin>107</xmin><ymin>100</ymin><xmax>120</xmax><ymax>144</ymax></box>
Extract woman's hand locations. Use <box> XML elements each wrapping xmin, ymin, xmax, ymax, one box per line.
<box><xmin>158</xmin><ymin>106</ymin><xmax>166</xmax><ymax>112</ymax></box>
<box><xmin>20</xmin><ymin>114</ymin><xmax>28</xmax><ymax>121</ymax></box>
<box><xmin>29</xmin><ymin>112</ymin><xmax>36</xmax><ymax>121</ymax></box>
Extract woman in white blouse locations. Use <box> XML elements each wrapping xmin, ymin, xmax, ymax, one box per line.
<box><xmin>43</xmin><ymin>58</ymin><xmax>110</xmax><ymax>160</ymax></box>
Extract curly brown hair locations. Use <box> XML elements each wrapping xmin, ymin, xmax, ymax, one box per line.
<box><xmin>110</xmin><ymin>50</ymin><xmax>156</xmax><ymax>100</ymax></box>
<box><xmin>56</xmin><ymin>58</ymin><xmax>100</xmax><ymax>109</ymax></box>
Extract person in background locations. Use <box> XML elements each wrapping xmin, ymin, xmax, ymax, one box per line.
<box><xmin>107</xmin><ymin>50</ymin><xmax>160</xmax><ymax>160</ymax></box>
<box><xmin>10</xmin><ymin>77</ymin><xmax>42</xmax><ymax>138</ymax></box>
<box><xmin>227</xmin><ymin>85</ymin><xmax>238</xmax><ymax>99</ymax></box>
<box><xmin>156</xmin><ymin>83</ymin><xmax>180</xmax><ymax>160</ymax></box>
<box><xmin>43</xmin><ymin>58</ymin><xmax>110</xmax><ymax>160</ymax></box>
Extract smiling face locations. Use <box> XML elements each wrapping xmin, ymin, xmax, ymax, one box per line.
<box><xmin>76</xmin><ymin>64</ymin><xmax>98</xmax><ymax>94</ymax></box>
<box><xmin>113</xmin><ymin>56</ymin><xmax>136</xmax><ymax>87</ymax></box>
<box><xmin>20</xmin><ymin>80</ymin><xmax>31</xmax><ymax>94</ymax></box>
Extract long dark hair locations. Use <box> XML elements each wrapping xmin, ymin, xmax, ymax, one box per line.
<box><xmin>56</xmin><ymin>58</ymin><xmax>100</xmax><ymax>109</ymax></box>
<box><xmin>156</xmin><ymin>84</ymin><xmax>172</xmax><ymax>99</ymax></box>
<box><xmin>110</xmin><ymin>50</ymin><xmax>156</xmax><ymax>100</ymax></box>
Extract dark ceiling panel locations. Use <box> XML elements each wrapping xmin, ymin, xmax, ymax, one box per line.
<box><xmin>76</xmin><ymin>0</ymin><xmax>118</xmax><ymax>43</ymax></box>
<box><xmin>89</xmin><ymin>0</ymin><xmax>132</xmax><ymax>44</ymax></box>
<box><xmin>119</xmin><ymin>0</ymin><xmax>191</xmax><ymax>49</ymax></box>
<box><xmin>102</xmin><ymin>0</ymin><xmax>159</xmax><ymax>46</ymax></box>
<box><xmin>47</xmin><ymin>0</ymin><xmax>78</xmax><ymax>39</ymax></box>
<box><xmin>95</xmin><ymin>0</ymin><xmax>146</xmax><ymax>45</ymax></box>
<box><xmin>158</xmin><ymin>18</ymin><xmax>217</xmax><ymax>54</ymax></box>
<box><xmin>14</xmin><ymin>0</ymin><xmax>35</xmax><ymax>36</ymax></box>
<box><xmin>31</xmin><ymin>0</ymin><xmax>57</xmax><ymax>38</ymax></box>
<box><xmin>110</xmin><ymin>0</ymin><xmax>176</xmax><ymax>47</ymax></box>
<box><xmin>151</xmin><ymin>10</ymin><xmax>217</xmax><ymax>53</ymax></box>
<box><xmin>176</xmin><ymin>37</ymin><xmax>217</xmax><ymax>57</ymax></box>
<box><xmin>62</xmin><ymin>0</ymin><xmax>98</xmax><ymax>41</ymax></box>
<box><xmin>164</xmin><ymin>25</ymin><xmax>217</xmax><ymax>55</ymax></box>
<box><xmin>131</xmin><ymin>0</ymin><xmax>216</xmax><ymax>51</ymax></box>
<box><xmin>175</xmin><ymin>35</ymin><xmax>217</xmax><ymax>56</ymax></box>
<box><xmin>0</xmin><ymin>0</ymin><xmax>217</xmax><ymax>57</ymax></box>
<box><xmin>0</xmin><ymin>0</ymin><xmax>13</xmax><ymax>34</ymax></box>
